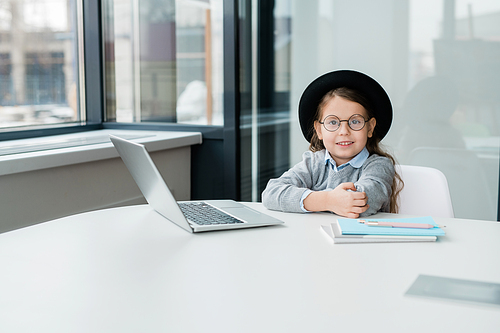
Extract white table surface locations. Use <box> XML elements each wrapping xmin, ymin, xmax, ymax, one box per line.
<box><xmin>0</xmin><ymin>203</ymin><xmax>499</xmax><ymax>332</ymax></box>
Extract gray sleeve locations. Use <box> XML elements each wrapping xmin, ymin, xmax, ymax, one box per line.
<box><xmin>261</xmin><ymin>152</ymin><xmax>318</xmax><ymax>213</ymax></box>
<box><xmin>355</xmin><ymin>155</ymin><xmax>395</xmax><ymax>216</ymax></box>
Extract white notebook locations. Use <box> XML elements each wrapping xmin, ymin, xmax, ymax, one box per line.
<box><xmin>320</xmin><ymin>221</ymin><xmax>437</xmax><ymax>244</ymax></box>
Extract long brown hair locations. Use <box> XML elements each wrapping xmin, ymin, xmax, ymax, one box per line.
<box><xmin>309</xmin><ymin>87</ymin><xmax>403</xmax><ymax>213</ymax></box>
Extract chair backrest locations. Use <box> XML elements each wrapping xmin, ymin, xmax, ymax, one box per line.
<box><xmin>396</xmin><ymin>165</ymin><xmax>454</xmax><ymax>218</ymax></box>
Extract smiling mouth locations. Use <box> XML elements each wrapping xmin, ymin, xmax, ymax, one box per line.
<box><xmin>336</xmin><ymin>141</ymin><xmax>353</xmax><ymax>146</ymax></box>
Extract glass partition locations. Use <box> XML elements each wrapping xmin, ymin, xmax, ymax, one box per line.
<box><xmin>242</xmin><ymin>0</ymin><xmax>500</xmax><ymax>220</ymax></box>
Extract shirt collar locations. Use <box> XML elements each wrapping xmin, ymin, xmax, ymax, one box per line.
<box><xmin>324</xmin><ymin>147</ymin><xmax>369</xmax><ymax>172</ymax></box>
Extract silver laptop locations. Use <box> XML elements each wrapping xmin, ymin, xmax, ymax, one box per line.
<box><xmin>110</xmin><ymin>135</ymin><xmax>284</xmax><ymax>233</ymax></box>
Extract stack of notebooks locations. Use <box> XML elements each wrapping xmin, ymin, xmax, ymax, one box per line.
<box><xmin>320</xmin><ymin>216</ymin><xmax>446</xmax><ymax>244</ymax></box>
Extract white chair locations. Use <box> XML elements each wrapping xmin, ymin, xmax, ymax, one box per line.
<box><xmin>396</xmin><ymin>165</ymin><xmax>454</xmax><ymax>218</ymax></box>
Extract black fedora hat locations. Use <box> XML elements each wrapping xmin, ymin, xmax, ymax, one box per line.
<box><xmin>298</xmin><ymin>70</ymin><xmax>392</xmax><ymax>142</ymax></box>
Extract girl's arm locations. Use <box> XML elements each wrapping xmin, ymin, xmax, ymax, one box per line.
<box><xmin>354</xmin><ymin>155</ymin><xmax>395</xmax><ymax>216</ymax></box>
<box><xmin>303</xmin><ymin>182</ymin><xmax>369</xmax><ymax>218</ymax></box>
<box><xmin>262</xmin><ymin>151</ymin><xmax>320</xmax><ymax>213</ymax></box>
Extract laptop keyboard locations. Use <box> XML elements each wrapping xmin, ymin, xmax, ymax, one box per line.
<box><xmin>178</xmin><ymin>202</ymin><xmax>245</xmax><ymax>225</ymax></box>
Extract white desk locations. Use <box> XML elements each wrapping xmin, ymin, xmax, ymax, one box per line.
<box><xmin>0</xmin><ymin>203</ymin><xmax>499</xmax><ymax>332</ymax></box>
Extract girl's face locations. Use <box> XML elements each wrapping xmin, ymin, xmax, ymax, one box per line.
<box><xmin>314</xmin><ymin>95</ymin><xmax>376</xmax><ymax>166</ymax></box>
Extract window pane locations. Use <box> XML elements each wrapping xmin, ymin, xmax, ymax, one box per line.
<box><xmin>0</xmin><ymin>0</ymin><xmax>82</xmax><ymax>130</ymax></box>
<box><xmin>104</xmin><ymin>0</ymin><xmax>223</xmax><ymax>125</ymax></box>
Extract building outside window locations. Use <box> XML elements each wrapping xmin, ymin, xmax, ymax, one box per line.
<box><xmin>0</xmin><ymin>0</ymin><xmax>81</xmax><ymax>130</ymax></box>
<box><xmin>103</xmin><ymin>0</ymin><xmax>224</xmax><ymax>125</ymax></box>
<box><xmin>0</xmin><ymin>53</ymin><xmax>13</xmax><ymax>106</ymax></box>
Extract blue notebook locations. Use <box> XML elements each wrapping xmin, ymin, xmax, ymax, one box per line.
<box><xmin>337</xmin><ymin>216</ymin><xmax>446</xmax><ymax>237</ymax></box>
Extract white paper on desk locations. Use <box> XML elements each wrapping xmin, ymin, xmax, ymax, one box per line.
<box><xmin>320</xmin><ymin>224</ymin><xmax>335</xmax><ymax>243</ymax></box>
<box><xmin>320</xmin><ymin>222</ymin><xmax>437</xmax><ymax>244</ymax></box>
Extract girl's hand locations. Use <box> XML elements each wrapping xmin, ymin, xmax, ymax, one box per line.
<box><xmin>327</xmin><ymin>183</ymin><xmax>369</xmax><ymax>218</ymax></box>
<box><xmin>303</xmin><ymin>182</ymin><xmax>369</xmax><ymax>218</ymax></box>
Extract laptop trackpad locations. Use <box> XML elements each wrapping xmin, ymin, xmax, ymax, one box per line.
<box><xmin>206</xmin><ymin>200</ymin><xmax>244</xmax><ymax>208</ymax></box>
<box><xmin>225</xmin><ymin>206</ymin><xmax>271</xmax><ymax>221</ymax></box>
<box><xmin>207</xmin><ymin>200</ymin><xmax>283</xmax><ymax>224</ymax></box>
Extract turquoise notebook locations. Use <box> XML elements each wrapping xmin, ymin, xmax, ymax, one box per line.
<box><xmin>337</xmin><ymin>216</ymin><xmax>445</xmax><ymax>237</ymax></box>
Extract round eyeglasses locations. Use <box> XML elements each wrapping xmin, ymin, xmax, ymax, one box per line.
<box><xmin>319</xmin><ymin>114</ymin><xmax>369</xmax><ymax>132</ymax></box>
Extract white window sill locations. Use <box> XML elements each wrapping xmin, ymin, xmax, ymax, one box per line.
<box><xmin>0</xmin><ymin>129</ymin><xmax>202</xmax><ymax>176</ymax></box>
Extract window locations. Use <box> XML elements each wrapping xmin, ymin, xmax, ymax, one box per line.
<box><xmin>103</xmin><ymin>0</ymin><xmax>224</xmax><ymax>125</ymax></box>
<box><xmin>0</xmin><ymin>0</ymin><xmax>498</xmax><ymax>219</ymax></box>
<box><xmin>0</xmin><ymin>0</ymin><xmax>83</xmax><ymax>130</ymax></box>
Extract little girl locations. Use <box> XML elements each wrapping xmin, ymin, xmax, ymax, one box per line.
<box><xmin>262</xmin><ymin>70</ymin><xmax>402</xmax><ymax>218</ymax></box>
